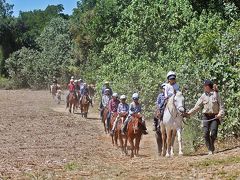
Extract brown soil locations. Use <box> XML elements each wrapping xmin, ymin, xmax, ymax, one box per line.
<box><xmin>0</xmin><ymin>90</ymin><xmax>239</xmax><ymax>179</ymax></box>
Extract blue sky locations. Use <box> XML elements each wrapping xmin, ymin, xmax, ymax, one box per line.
<box><xmin>7</xmin><ymin>0</ymin><xmax>78</xmax><ymax>16</ymax></box>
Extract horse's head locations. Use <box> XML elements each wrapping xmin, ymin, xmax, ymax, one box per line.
<box><xmin>173</xmin><ymin>91</ymin><xmax>185</xmax><ymax>114</ymax></box>
<box><xmin>131</xmin><ymin>113</ymin><xmax>142</xmax><ymax>134</ymax></box>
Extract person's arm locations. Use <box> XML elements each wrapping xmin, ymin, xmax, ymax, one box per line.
<box><xmin>159</xmin><ymin>95</ymin><xmax>165</xmax><ymax>110</ymax></box>
<box><xmin>102</xmin><ymin>96</ymin><xmax>106</xmax><ymax>107</ymax></box>
<box><xmin>188</xmin><ymin>95</ymin><xmax>204</xmax><ymax>116</ymax></box>
<box><xmin>129</xmin><ymin>103</ymin><xmax>134</xmax><ymax>115</ymax></box>
<box><xmin>117</xmin><ymin>104</ymin><xmax>121</xmax><ymax>113</ymax></box>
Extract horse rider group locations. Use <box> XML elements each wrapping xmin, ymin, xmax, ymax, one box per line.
<box><xmin>52</xmin><ymin>76</ymin><xmax>92</xmax><ymax>107</ymax></box>
<box><xmin>153</xmin><ymin>71</ymin><xmax>224</xmax><ymax>155</ymax></box>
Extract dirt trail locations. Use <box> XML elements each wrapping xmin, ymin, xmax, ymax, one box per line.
<box><xmin>0</xmin><ymin>90</ymin><xmax>239</xmax><ymax>179</ymax></box>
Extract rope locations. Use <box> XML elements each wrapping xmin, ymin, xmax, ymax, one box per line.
<box><xmin>192</xmin><ymin>117</ymin><xmax>217</xmax><ymax>122</ymax></box>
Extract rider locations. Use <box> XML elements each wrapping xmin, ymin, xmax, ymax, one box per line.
<box><xmin>74</xmin><ymin>80</ymin><xmax>79</xmax><ymax>100</ymax></box>
<box><xmin>52</xmin><ymin>76</ymin><xmax>57</xmax><ymax>84</ymax></box>
<box><xmin>101</xmin><ymin>89</ymin><xmax>111</xmax><ymax>117</ymax></box>
<box><xmin>121</xmin><ymin>93</ymin><xmax>148</xmax><ymax>135</ymax></box>
<box><xmin>110</xmin><ymin>95</ymin><xmax>129</xmax><ymax>135</ymax></box>
<box><xmin>153</xmin><ymin>83</ymin><xmax>166</xmax><ymax>131</ymax></box>
<box><xmin>100</xmin><ymin>81</ymin><xmax>113</xmax><ymax>111</ymax></box>
<box><xmin>80</xmin><ymin>83</ymin><xmax>93</xmax><ymax>107</ymax></box>
<box><xmin>66</xmin><ymin>79</ymin><xmax>76</xmax><ymax>107</ymax></box>
<box><xmin>107</xmin><ymin>93</ymin><xmax>120</xmax><ymax>131</ymax></box>
<box><xmin>186</xmin><ymin>80</ymin><xmax>224</xmax><ymax>155</ymax></box>
<box><xmin>164</xmin><ymin>71</ymin><xmax>180</xmax><ymax>99</ymax></box>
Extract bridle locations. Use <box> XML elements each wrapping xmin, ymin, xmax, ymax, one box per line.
<box><xmin>167</xmin><ymin>94</ymin><xmax>186</xmax><ymax>119</ymax></box>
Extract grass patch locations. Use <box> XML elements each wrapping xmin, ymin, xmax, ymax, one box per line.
<box><xmin>64</xmin><ymin>162</ymin><xmax>79</xmax><ymax>171</ymax></box>
<box><xmin>0</xmin><ymin>76</ymin><xmax>15</xmax><ymax>89</ymax></box>
<box><xmin>192</xmin><ymin>156</ymin><xmax>240</xmax><ymax>167</ymax></box>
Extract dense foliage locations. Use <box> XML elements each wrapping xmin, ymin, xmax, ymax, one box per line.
<box><xmin>1</xmin><ymin>0</ymin><xmax>239</xmax><ymax>149</ymax></box>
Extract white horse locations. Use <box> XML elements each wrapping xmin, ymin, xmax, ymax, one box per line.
<box><xmin>161</xmin><ymin>91</ymin><xmax>185</xmax><ymax>157</ymax></box>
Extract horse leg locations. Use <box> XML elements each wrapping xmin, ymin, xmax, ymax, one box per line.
<box><xmin>114</xmin><ymin>131</ymin><xmax>118</xmax><ymax>147</ymax></box>
<box><xmin>69</xmin><ymin>104</ymin><xmax>72</xmax><ymax>113</ymax></box>
<box><xmin>156</xmin><ymin>130</ymin><xmax>162</xmax><ymax>156</ymax></box>
<box><xmin>102</xmin><ymin>118</ymin><xmax>107</xmax><ymax>134</ymax></box>
<box><xmin>177</xmin><ymin>128</ymin><xmax>183</xmax><ymax>155</ymax></box>
<box><xmin>135</xmin><ymin>136</ymin><xmax>141</xmax><ymax>156</ymax></box>
<box><xmin>170</xmin><ymin>129</ymin><xmax>177</xmax><ymax>156</ymax></box>
<box><xmin>124</xmin><ymin>136</ymin><xmax>128</xmax><ymax>155</ymax></box>
<box><xmin>166</xmin><ymin>128</ymin><xmax>172</xmax><ymax>157</ymax></box>
<box><xmin>128</xmin><ymin>138</ymin><xmax>134</xmax><ymax>158</ymax></box>
<box><xmin>161</xmin><ymin>125</ymin><xmax>166</xmax><ymax>156</ymax></box>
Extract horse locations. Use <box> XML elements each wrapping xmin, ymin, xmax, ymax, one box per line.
<box><xmin>102</xmin><ymin>107</ymin><xmax>109</xmax><ymax>134</ymax></box>
<box><xmin>127</xmin><ymin>113</ymin><xmax>144</xmax><ymax>158</ymax></box>
<box><xmin>50</xmin><ymin>84</ymin><xmax>58</xmax><ymax>99</ymax></box>
<box><xmin>80</xmin><ymin>95</ymin><xmax>90</xmax><ymax>118</ymax></box>
<box><xmin>161</xmin><ymin>91</ymin><xmax>185</xmax><ymax>157</ymax></box>
<box><xmin>115</xmin><ymin>112</ymin><xmax>128</xmax><ymax>155</ymax></box>
<box><xmin>88</xmin><ymin>84</ymin><xmax>96</xmax><ymax>104</ymax></box>
<box><xmin>67</xmin><ymin>92</ymin><xmax>78</xmax><ymax>113</ymax></box>
<box><xmin>109</xmin><ymin>112</ymin><xmax>118</xmax><ymax>146</ymax></box>
<box><xmin>56</xmin><ymin>89</ymin><xmax>62</xmax><ymax>104</ymax></box>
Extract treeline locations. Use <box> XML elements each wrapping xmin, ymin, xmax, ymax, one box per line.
<box><xmin>0</xmin><ymin>0</ymin><xmax>239</xmax><ymax>146</ymax></box>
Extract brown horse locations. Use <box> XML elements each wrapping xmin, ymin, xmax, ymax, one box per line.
<box><xmin>109</xmin><ymin>112</ymin><xmax>118</xmax><ymax>146</ymax></box>
<box><xmin>80</xmin><ymin>95</ymin><xmax>90</xmax><ymax>118</ymax></box>
<box><xmin>115</xmin><ymin>112</ymin><xmax>128</xmax><ymax>155</ymax></box>
<box><xmin>102</xmin><ymin>107</ymin><xmax>109</xmax><ymax>134</ymax></box>
<box><xmin>127</xmin><ymin>113</ymin><xmax>144</xmax><ymax>158</ymax></box>
<box><xmin>68</xmin><ymin>92</ymin><xmax>78</xmax><ymax>113</ymax></box>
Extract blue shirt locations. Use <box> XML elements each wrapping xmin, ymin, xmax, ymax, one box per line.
<box><xmin>117</xmin><ymin>103</ymin><xmax>129</xmax><ymax>113</ymax></box>
<box><xmin>129</xmin><ymin>102</ymin><xmax>142</xmax><ymax>115</ymax></box>
<box><xmin>80</xmin><ymin>87</ymin><xmax>89</xmax><ymax>95</ymax></box>
<box><xmin>156</xmin><ymin>92</ymin><xmax>165</xmax><ymax>110</ymax></box>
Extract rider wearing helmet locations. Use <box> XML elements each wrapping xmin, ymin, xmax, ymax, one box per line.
<box><xmin>52</xmin><ymin>76</ymin><xmax>57</xmax><ymax>84</ymax></box>
<box><xmin>153</xmin><ymin>83</ymin><xmax>167</xmax><ymax>131</ymax></box>
<box><xmin>101</xmin><ymin>89</ymin><xmax>111</xmax><ymax>117</ymax></box>
<box><xmin>107</xmin><ymin>93</ymin><xmax>120</xmax><ymax>130</ymax></box>
<box><xmin>99</xmin><ymin>81</ymin><xmax>113</xmax><ymax>115</ymax></box>
<box><xmin>110</xmin><ymin>95</ymin><xmax>129</xmax><ymax>135</ymax></box>
<box><xmin>80</xmin><ymin>82</ymin><xmax>93</xmax><ymax>106</ymax></box>
<box><xmin>66</xmin><ymin>78</ymin><xmax>76</xmax><ymax>107</ymax></box>
<box><xmin>121</xmin><ymin>93</ymin><xmax>148</xmax><ymax>135</ymax></box>
<box><xmin>164</xmin><ymin>71</ymin><xmax>180</xmax><ymax>98</ymax></box>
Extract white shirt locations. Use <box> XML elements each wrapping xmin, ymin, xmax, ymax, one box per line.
<box><xmin>164</xmin><ymin>83</ymin><xmax>180</xmax><ymax>98</ymax></box>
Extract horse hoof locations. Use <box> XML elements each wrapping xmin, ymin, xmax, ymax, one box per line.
<box><xmin>166</xmin><ymin>154</ymin><xmax>170</xmax><ymax>157</ymax></box>
<box><xmin>179</xmin><ymin>152</ymin><xmax>183</xmax><ymax>156</ymax></box>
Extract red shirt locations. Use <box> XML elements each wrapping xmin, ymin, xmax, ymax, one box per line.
<box><xmin>108</xmin><ymin>99</ymin><xmax>120</xmax><ymax>113</ymax></box>
<box><xmin>68</xmin><ymin>83</ymin><xmax>75</xmax><ymax>92</ymax></box>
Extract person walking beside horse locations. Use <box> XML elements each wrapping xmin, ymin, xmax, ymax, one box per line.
<box><xmin>185</xmin><ymin>80</ymin><xmax>225</xmax><ymax>155</ymax></box>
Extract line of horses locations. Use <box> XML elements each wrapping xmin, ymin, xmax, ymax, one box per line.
<box><xmin>50</xmin><ymin>85</ymin><xmax>186</xmax><ymax>158</ymax></box>
<box><xmin>101</xmin><ymin>91</ymin><xmax>186</xmax><ymax>158</ymax></box>
<box><xmin>50</xmin><ymin>84</ymin><xmax>96</xmax><ymax>118</ymax></box>
<box><xmin>101</xmin><ymin>107</ymin><xmax>145</xmax><ymax>158</ymax></box>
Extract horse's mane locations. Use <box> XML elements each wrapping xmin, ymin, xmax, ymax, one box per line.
<box><xmin>167</xmin><ymin>91</ymin><xmax>183</xmax><ymax>110</ymax></box>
